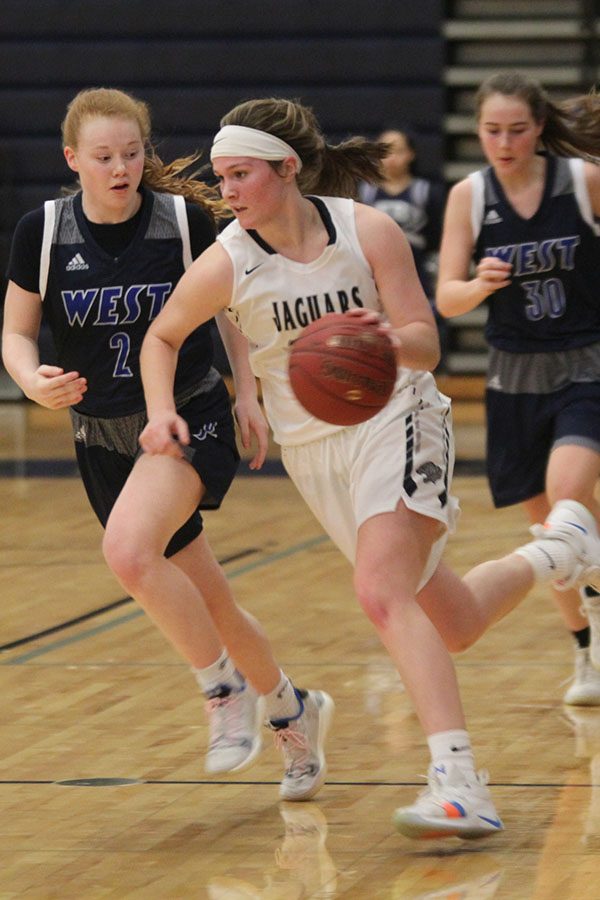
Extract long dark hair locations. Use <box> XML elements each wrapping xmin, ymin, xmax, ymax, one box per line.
<box><xmin>475</xmin><ymin>72</ymin><xmax>600</xmax><ymax>160</ymax></box>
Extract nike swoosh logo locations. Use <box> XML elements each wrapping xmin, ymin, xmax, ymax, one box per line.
<box><xmin>478</xmin><ymin>815</ymin><xmax>503</xmax><ymax>828</ymax></box>
<box><xmin>245</xmin><ymin>263</ymin><xmax>263</xmax><ymax>275</ymax></box>
<box><xmin>566</xmin><ymin>521</ymin><xmax>588</xmax><ymax>534</ymax></box>
<box><xmin>538</xmin><ymin>547</ymin><xmax>556</xmax><ymax>569</ymax></box>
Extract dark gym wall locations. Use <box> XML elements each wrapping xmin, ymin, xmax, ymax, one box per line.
<box><xmin>0</xmin><ymin>0</ymin><xmax>444</xmax><ymax>285</ymax></box>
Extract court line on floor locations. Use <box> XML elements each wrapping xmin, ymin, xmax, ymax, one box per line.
<box><xmin>0</xmin><ymin>778</ymin><xmax>594</xmax><ymax>788</ymax></box>
<box><xmin>0</xmin><ymin>548</ymin><xmax>261</xmax><ymax>653</ymax></box>
<box><xmin>2</xmin><ymin>534</ymin><xmax>329</xmax><ymax>665</ymax></box>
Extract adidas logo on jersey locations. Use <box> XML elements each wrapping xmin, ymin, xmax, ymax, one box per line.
<box><xmin>487</xmin><ymin>374</ymin><xmax>503</xmax><ymax>391</ymax></box>
<box><xmin>66</xmin><ymin>253</ymin><xmax>89</xmax><ymax>271</ymax></box>
<box><xmin>483</xmin><ymin>209</ymin><xmax>503</xmax><ymax>225</ymax></box>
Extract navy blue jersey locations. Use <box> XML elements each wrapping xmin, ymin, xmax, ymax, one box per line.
<box><xmin>471</xmin><ymin>155</ymin><xmax>600</xmax><ymax>352</ymax></box>
<box><xmin>359</xmin><ymin>177</ymin><xmax>446</xmax><ymax>298</ymax></box>
<box><xmin>7</xmin><ymin>188</ymin><xmax>216</xmax><ymax>417</ymax></box>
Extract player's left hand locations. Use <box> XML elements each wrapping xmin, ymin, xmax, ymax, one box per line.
<box><xmin>139</xmin><ymin>410</ymin><xmax>190</xmax><ymax>458</ymax></box>
<box><xmin>234</xmin><ymin>394</ymin><xmax>269</xmax><ymax>470</ymax></box>
<box><xmin>344</xmin><ymin>308</ymin><xmax>400</xmax><ymax>348</ymax></box>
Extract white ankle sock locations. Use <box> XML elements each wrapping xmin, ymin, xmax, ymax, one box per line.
<box><xmin>264</xmin><ymin>673</ymin><xmax>301</xmax><ymax>722</ymax></box>
<box><xmin>515</xmin><ymin>539</ymin><xmax>576</xmax><ymax>583</ymax></box>
<box><xmin>428</xmin><ymin>729</ymin><xmax>476</xmax><ymax>775</ymax></box>
<box><xmin>193</xmin><ymin>649</ymin><xmax>243</xmax><ymax>695</ymax></box>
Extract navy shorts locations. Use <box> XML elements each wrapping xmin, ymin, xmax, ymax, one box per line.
<box><xmin>486</xmin><ymin>382</ymin><xmax>600</xmax><ymax>508</ymax></box>
<box><xmin>72</xmin><ymin>377</ymin><xmax>240</xmax><ymax>556</ymax></box>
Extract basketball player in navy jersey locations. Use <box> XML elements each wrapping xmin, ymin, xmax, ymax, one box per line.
<box><xmin>138</xmin><ymin>95</ymin><xmax>600</xmax><ymax>840</ymax></box>
<box><xmin>359</xmin><ymin>126</ymin><xmax>448</xmax><ymax>367</ymax></box>
<box><xmin>2</xmin><ymin>87</ymin><xmax>332</xmax><ymax>800</ymax></box>
<box><xmin>437</xmin><ymin>72</ymin><xmax>600</xmax><ymax>706</ymax></box>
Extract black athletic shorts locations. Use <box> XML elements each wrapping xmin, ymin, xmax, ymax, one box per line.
<box><xmin>71</xmin><ymin>375</ymin><xmax>240</xmax><ymax>556</ymax></box>
<box><xmin>486</xmin><ymin>381</ymin><xmax>600</xmax><ymax>508</ymax></box>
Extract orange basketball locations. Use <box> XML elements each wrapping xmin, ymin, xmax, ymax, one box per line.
<box><xmin>288</xmin><ymin>313</ymin><xmax>396</xmax><ymax>426</ymax></box>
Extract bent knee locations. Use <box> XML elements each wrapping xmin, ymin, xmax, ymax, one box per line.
<box><xmin>354</xmin><ymin>573</ymin><xmax>395</xmax><ymax>629</ymax></box>
<box><xmin>356</xmin><ymin>592</ymin><xmax>390</xmax><ymax>628</ymax></box>
<box><xmin>103</xmin><ymin>529</ymin><xmax>149</xmax><ymax>589</ymax></box>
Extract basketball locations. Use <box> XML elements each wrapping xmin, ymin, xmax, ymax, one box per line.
<box><xmin>288</xmin><ymin>313</ymin><xmax>397</xmax><ymax>426</ymax></box>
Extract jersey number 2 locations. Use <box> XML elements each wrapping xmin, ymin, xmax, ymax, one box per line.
<box><xmin>109</xmin><ymin>332</ymin><xmax>133</xmax><ymax>377</ymax></box>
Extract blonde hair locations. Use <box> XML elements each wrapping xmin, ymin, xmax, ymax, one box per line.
<box><xmin>219</xmin><ymin>97</ymin><xmax>388</xmax><ymax>198</ymax></box>
<box><xmin>61</xmin><ymin>87</ymin><xmax>228</xmax><ymax>222</ymax></box>
<box><xmin>475</xmin><ymin>72</ymin><xmax>600</xmax><ymax>160</ymax></box>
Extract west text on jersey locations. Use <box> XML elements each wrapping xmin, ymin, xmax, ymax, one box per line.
<box><xmin>61</xmin><ymin>283</ymin><xmax>173</xmax><ymax>326</ymax></box>
<box><xmin>484</xmin><ymin>236</ymin><xmax>580</xmax><ymax>277</ymax></box>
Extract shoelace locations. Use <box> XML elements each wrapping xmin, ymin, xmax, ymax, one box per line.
<box><xmin>425</xmin><ymin>766</ymin><xmax>489</xmax><ymax>796</ymax></box>
<box><xmin>205</xmin><ymin>694</ymin><xmax>245</xmax><ymax>746</ymax></box>
<box><xmin>274</xmin><ymin>727</ymin><xmax>309</xmax><ymax>774</ymax></box>
<box><xmin>413</xmin><ymin>773</ymin><xmax>433</xmax><ymax>801</ymax></box>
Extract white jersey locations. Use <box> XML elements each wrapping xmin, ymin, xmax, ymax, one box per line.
<box><xmin>218</xmin><ymin>195</ymin><xmax>417</xmax><ymax>445</ymax></box>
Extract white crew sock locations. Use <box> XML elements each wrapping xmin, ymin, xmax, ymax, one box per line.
<box><xmin>192</xmin><ymin>648</ymin><xmax>244</xmax><ymax>696</ymax></box>
<box><xmin>264</xmin><ymin>672</ymin><xmax>302</xmax><ymax>723</ymax></box>
<box><xmin>515</xmin><ymin>539</ymin><xmax>577</xmax><ymax>583</ymax></box>
<box><xmin>428</xmin><ymin>729</ymin><xmax>476</xmax><ymax>775</ymax></box>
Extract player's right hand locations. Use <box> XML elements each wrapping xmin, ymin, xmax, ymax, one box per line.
<box><xmin>475</xmin><ymin>256</ymin><xmax>512</xmax><ymax>295</ymax></box>
<box><xmin>26</xmin><ymin>365</ymin><xmax>87</xmax><ymax>410</ymax></box>
<box><xmin>139</xmin><ymin>411</ymin><xmax>190</xmax><ymax>458</ymax></box>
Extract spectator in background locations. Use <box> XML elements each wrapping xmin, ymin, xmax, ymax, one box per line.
<box><xmin>359</xmin><ymin>126</ymin><xmax>448</xmax><ymax>370</ymax></box>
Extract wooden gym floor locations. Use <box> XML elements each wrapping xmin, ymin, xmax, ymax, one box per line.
<box><xmin>2</xmin><ymin>387</ymin><xmax>600</xmax><ymax>899</ymax></box>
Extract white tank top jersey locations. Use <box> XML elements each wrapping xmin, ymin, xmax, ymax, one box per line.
<box><xmin>218</xmin><ymin>196</ymin><xmax>414</xmax><ymax>446</ymax></box>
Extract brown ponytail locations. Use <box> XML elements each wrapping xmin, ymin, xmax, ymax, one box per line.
<box><xmin>220</xmin><ymin>96</ymin><xmax>388</xmax><ymax>198</ymax></box>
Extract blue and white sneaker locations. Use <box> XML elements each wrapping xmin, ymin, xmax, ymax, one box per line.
<box><xmin>269</xmin><ymin>689</ymin><xmax>334</xmax><ymax>801</ymax></box>
<box><xmin>204</xmin><ymin>683</ymin><xmax>264</xmax><ymax>774</ymax></box>
<box><xmin>393</xmin><ymin>764</ymin><xmax>504</xmax><ymax>840</ymax></box>
<box><xmin>530</xmin><ymin>500</ymin><xmax>600</xmax><ymax>592</ymax></box>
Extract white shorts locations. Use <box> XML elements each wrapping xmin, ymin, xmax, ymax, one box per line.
<box><xmin>281</xmin><ymin>372</ymin><xmax>460</xmax><ymax>590</ymax></box>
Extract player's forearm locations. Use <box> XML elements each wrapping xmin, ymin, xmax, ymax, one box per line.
<box><xmin>2</xmin><ymin>332</ymin><xmax>41</xmax><ymax>390</ymax></box>
<box><xmin>436</xmin><ymin>278</ymin><xmax>488</xmax><ymax>318</ymax></box>
<box><xmin>216</xmin><ymin>312</ymin><xmax>258</xmax><ymax>403</ymax></box>
<box><xmin>140</xmin><ymin>331</ymin><xmax>179</xmax><ymax>417</ymax></box>
<box><xmin>394</xmin><ymin>321</ymin><xmax>440</xmax><ymax>372</ymax></box>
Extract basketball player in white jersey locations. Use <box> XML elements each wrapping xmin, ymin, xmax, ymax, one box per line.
<box><xmin>138</xmin><ymin>97</ymin><xmax>600</xmax><ymax>839</ymax></box>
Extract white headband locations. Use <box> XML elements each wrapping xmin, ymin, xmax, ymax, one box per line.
<box><xmin>210</xmin><ymin>124</ymin><xmax>303</xmax><ymax>172</ymax></box>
